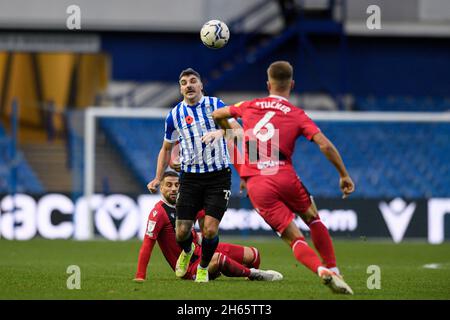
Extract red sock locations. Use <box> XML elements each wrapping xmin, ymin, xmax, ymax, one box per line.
<box><xmin>290</xmin><ymin>237</ymin><xmax>323</xmax><ymax>273</ymax></box>
<box><xmin>218</xmin><ymin>253</ymin><xmax>251</xmax><ymax>277</ymax></box>
<box><xmin>249</xmin><ymin>247</ymin><xmax>261</xmax><ymax>269</ymax></box>
<box><xmin>308</xmin><ymin>217</ymin><xmax>337</xmax><ymax>268</ymax></box>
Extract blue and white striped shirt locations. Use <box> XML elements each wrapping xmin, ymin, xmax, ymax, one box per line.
<box><xmin>164</xmin><ymin>96</ymin><xmax>230</xmax><ymax>173</ymax></box>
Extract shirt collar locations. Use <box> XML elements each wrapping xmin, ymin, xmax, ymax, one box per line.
<box><xmin>161</xmin><ymin>197</ymin><xmax>176</xmax><ymax>208</ymax></box>
<box><xmin>269</xmin><ymin>94</ymin><xmax>288</xmax><ymax>101</ymax></box>
<box><xmin>183</xmin><ymin>95</ymin><xmax>205</xmax><ymax>107</ymax></box>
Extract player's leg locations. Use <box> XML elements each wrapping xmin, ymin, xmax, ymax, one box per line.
<box><xmin>280</xmin><ymin>221</ymin><xmax>323</xmax><ymax>273</ymax></box>
<box><xmin>247</xmin><ymin>175</ymin><xmax>321</xmax><ymax>273</ymax></box>
<box><xmin>281</xmin><ymin>172</ymin><xmax>339</xmax><ymax>272</ymax></box>
<box><xmin>277</xmin><ymin>173</ymin><xmax>352</xmax><ymax>293</ymax></box>
<box><xmin>175</xmin><ymin>174</ymin><xmax>203</xmax><ymax>278</ymax></box>
<box><xmin>245</xmin><ymin>246</ymin><xmax>261</xmax><ymax>269</ymax></box>
<box><xmin>174</xmin><ymin>217</ymin><xmax>196</xmax><ymax>277</ymax></box>
<box><xmin>299</xmin><ymin>198</ymin><xmax>338</xmax><ymax>272</ymax></box>
<box><xmin>195</xmin><ymin>212</ymin><xmax>221</xmax><ymax>282</ymax></box>
<box><xmin>175</xmin><ymin>219</ymin><xmax>194</xmax><ymax>248</ymax></box>
<box><xmin>216</xmin><ymin>242</ymin><xmax>260</xmax><ymax>269</ymax></box>
<box><xmin>206</xmin><ymin>253</ymin><xmax>221</xmax><ymax>280</ymax></box>
<box><xmin>281</xmin><ymin>221</ymin><xmax>353</xmax><ymax>294</ymax></box>
<box><xmin>246</xmin><ymin>175</ymin><xmax>351</xmax><ymax>292</ymax></box>
<box><xmin>201</xmin><ymin>215</ymin><xmax>221</xmax><ymax>267</ymax></box>
<box><xmin>197</xmin><ymin>168</ymin><xmax>232</xmax><ymax>282</ymax></box>
<box><xmin>208</xmin><ymin>252</ymin><xmax>282</xmax><ymax>281</ymax></box>
<box><xmin>208</xmin><ymin>252</ymin><xmax>249</xmax><ymax>278</ymax></box>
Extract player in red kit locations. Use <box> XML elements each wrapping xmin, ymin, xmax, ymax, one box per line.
<box><xmin>208</xmin><ymin>61</ymin><xmax>355</xmax><ymax>294</ymax></box>
<box><xmin>134</xmin><ymin>171</ymin><xmax>283</xmax><ymax>282</ymax></box>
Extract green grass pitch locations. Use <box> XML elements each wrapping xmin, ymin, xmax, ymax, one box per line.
<box><xmin>0</xmin><ymin>238</ymin><xmax>449</xmax><ymax>300</ymax></box>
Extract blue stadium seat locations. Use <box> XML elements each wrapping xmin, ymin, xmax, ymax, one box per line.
<box><xmin>0</xmin><ymin>125</ymin><xmax>45</xmax><ymax>194</ymax></box>
<box><xmin>355</xmin><ymin>95</ymin><xmax>450</xmax><ymax>112</ymax></box>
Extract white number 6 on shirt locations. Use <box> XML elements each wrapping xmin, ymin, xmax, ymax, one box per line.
<box><xmin>253</xmin><ymin>111</ymin><xmax>276</xmax><ymax>142</ymax></box>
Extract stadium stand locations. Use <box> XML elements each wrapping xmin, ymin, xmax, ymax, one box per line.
<box><xmin>0</xmin><ymin>124</ymin><xmax>45</xmax><ymax>193</ymax></box>
<box><xmin>355</xmin><ymin>96</ymin><xmax>450</xmax><ymax>112</ymax></box>
<box><xmin>295</xmin><ymin>121</ymin><xmax>450</xmax><ymax>198</ymax></box>
<box><xmin>99</xmin><ymin>118</ymin><xmax>450</xmax><ymax>199</ymax></box>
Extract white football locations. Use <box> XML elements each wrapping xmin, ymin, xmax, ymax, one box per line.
<box><xmin>200</xmin><ymin>20</ymin><xmax>230</xmax><ymax>49</ymax></box>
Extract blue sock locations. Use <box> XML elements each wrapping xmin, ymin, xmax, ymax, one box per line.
<box><xmin>200</xmin><ymin>235</ymin><xmax>219</xmax><ymax>268</ymax></box>
<box><xmin>177</xmin><ymin>232</ymin><xmax>193</xmax><ymax>253</ymax></box>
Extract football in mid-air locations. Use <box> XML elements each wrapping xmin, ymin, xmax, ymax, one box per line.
<box><xmin>200</xmin><ymin>20</ymin><xmax>230</xmax><ymax>49</ymax></box>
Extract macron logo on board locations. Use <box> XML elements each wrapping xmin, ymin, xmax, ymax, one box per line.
<box><xmin>379</xmin><ymin>198</ymin><xmax>416</xmax><ymax>243</ymax></box>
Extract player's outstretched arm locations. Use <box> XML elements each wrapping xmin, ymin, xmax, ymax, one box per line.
<box><xmin>213</xmin><ymin>106</ymin><xmax>235</xmax><ymax>134</ymax></box>
<box><xmin>212</xmin><ymin>106</ymin><xmax>232</xmax><ymax>121</ymax></box>
<box><xmin>202</xmin><ymin>107</ymin><xmax>242</xmax><ymax>142</ymax></box>
<box><xmin>147</xmin><ymin>140</ymin><xmax>174</xmax><ymax>193</ymax></box>
<box><xmin>134</xmin><ymin>236</ymin><xmax>157</xmax><ymax>282</ymax></box>
<box><xmin>312</xmin><ymin>132</ymin><xmax>355</xmax><ymax>199</ymax></box>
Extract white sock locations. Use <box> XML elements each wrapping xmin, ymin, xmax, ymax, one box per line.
<box><xmin>317</xmin><ymin>266</ymin><xmax>328</xmax><ymax>276</ymax></box>
<box><xmin>330</xmin><ymin>267</ymin><xmax>340</xmax><ymax>275</ymax></box>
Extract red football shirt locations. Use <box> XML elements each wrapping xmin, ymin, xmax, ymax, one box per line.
<box><xmin>229</xmin><ymin>95</ymin><xmax>320</xmax><ymax>177</ymax></box>
<box><xmin>135</xmin><ymin>200</ymin><xmax>204</xmax><ymax>279</ymax></box>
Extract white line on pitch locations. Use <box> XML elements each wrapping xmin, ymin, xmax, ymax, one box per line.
<box><xmin>422</xmin><ymin>263</ymin><xmax>442</xmax><ymax>269</ymax></box>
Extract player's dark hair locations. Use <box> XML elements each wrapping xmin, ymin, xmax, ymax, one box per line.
<box><xmin>267</xmin><ymin>61</ymin><xmax>293</xmax><ymax>90</ymax></box>
<box><xmin>179</xmin><ymin>68</ymin><xmax>201</xmax><ymax>81</ymax></box>
<box><xmin>162</xmin><ymin>171</ymin><xmax>179</xmax><ymax>181</ymax></box>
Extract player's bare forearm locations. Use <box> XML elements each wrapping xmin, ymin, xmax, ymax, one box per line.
<box><xmin>313</xmin><ymin>133</ymin><xmax>349</xmax><ymax>178</ymax></box>
<box><xmin>217</xmin><ymin>118</ymin><xmax>231</xmax><ymax>131</ymax></box>
<box><xmin>148</xmin><ymin>141</ymin><xmax>173</xmax><ymax>192</ymax></box>
<box><xmin>212</xmin><ymin>106</ymin><xmax>232</xmax><ymax>121</ymax></box>
<box><xmin>313</xmin><ymin>133</ymin><xmax>355</xmax><ymax>198</ymax></box>
<box><xmin>155</xmin><ymin>141</ymin><xmax>173</xmax><ymax>180</ymax></box>
<box><xmin>323</xmin><ymin>144</ymin><xmax>348</xmax><ymax>177</ymax></box>
<box><xmin>218</xmin><ymin>118</ymin><xmax>243</xmax><ymax>139</ymax></box>
<box><xmin>202</xmin><ymin>108</ymin><xmax>242</xmax><ymax>143</ymax></box>
<box><xmin>213</xmin><ymin>107</ymin><xmax>242</xmax><ymax>139</ymax></box>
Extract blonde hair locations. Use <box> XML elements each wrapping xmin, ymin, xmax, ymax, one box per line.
<box><xmin>267</xmin><ymin>61</ymin><xmax>293</xmax><ymax>91</ymax></box>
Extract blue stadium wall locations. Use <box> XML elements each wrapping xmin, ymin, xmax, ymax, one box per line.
<box><xmin>101</xmin><ymin>32</ymin><xmax>450</xmax><ymax>96</ymax></box>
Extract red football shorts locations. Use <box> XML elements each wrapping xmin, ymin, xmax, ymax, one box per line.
<box><xmin>246</xmin><ymin>169</ymin><xmax>312</xmax><ymax>235</ymax></box>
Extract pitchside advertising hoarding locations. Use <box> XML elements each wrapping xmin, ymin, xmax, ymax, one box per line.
<box><xmin>0</xmin><ymin>193</ymin><xmax>449</xmax><ymax>243</ymax></box>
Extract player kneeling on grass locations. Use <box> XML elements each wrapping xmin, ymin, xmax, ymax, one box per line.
<box><xmin>134</xmin><ymin>171</ymin><xmax>282</xmax><ymax>282</ymax></box>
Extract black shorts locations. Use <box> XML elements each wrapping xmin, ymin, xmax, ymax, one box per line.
<box><xmin>176</xmin><ymin>167</ymin><xmax>232</xmax><ymax>221</ymax></box>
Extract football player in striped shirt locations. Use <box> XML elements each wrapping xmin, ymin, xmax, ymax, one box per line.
<box><xmin>147</xmin><ymin>68</ymin><xmax>242</xmax><ymax>282</ymax></box>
